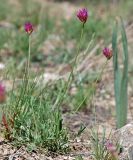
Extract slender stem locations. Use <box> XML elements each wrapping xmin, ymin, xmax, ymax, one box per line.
<box><xmin>95</xmin><ymin>59</ymin><xmax>108</xmax><ymax>84</ymax></box>
<box><xmin>65</xmin><ymin>23</ymin><xmax>84</xmax><ymax>92</ymax></box>
<box><xmin>93</xmin><ymin>59</ymin><xmax>108</xmax><ymax>124</ymax></box>
<box><xmin>53</xmin><ymin>23</ymin><xmax>85</xmax><ymax>108</ymax></box>
<box><xmin>26</xmin><ymin>35</ymin><xmax>31</xmax><ymax>91</ymax></box>
<box><xmin>15</xmin><ymin>35</ymin><xmax>31</xmax><ymax>110</ymax></box>
<box><xmin>27</xmin><ymin>35</ymin><xmax>31</xmax><ymax>80</ymax></box>
<box><xmin>75</xmin><ymin>59</ymin><xmax>108</xmax><ymax>114</ymax></box>
<box><xmin>72</xmin><ymin>23</ymin><xmax>85</xmax><ymax>69</ymax></box>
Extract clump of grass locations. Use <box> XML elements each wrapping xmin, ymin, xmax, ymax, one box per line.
<box><xmin>90</xmin><ymin>128</ymin><xmax>120</xmax><ymax>160</ymax></box>
<box><xmin>1</xmin><ymin>23</ymin><xmax>69</xmax><ymax>153</ymax></box>
<box><xmin>9</xmin><ymin>80</ymin><xmax>68</xmax><ymax>152</ymax></box>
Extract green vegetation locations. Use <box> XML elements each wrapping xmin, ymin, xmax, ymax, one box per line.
<box><xmin>0</xmin><ymin>0</ymin><xmax>132</xmax><ymax>158</ymax></box>
<box><xmin>112</xmin><ymin>18</ymin><xmax>128</xmax><ymax>128</ymax></box>
<box><xmin>90</xmin><ymin>128</ymin><xmax>120</xmax><ymax>160</ymax></box>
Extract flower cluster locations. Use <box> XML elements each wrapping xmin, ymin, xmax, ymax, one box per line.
<box><xmin>103</xmin><ymin>47</ymin><xmax>113</xmax><ymax>60</ymax></box>
<box><xmin>105</xmin><ymin>140</ymin><xmax>118</xmax><ymax>158</ymax></box>
<box><xmin>24</xmin><ymin>22</ymin><xmax>33</xmax><ymax>35</ymax></box>
<box><xmin>77</xmin><ymin>8</ymin><xmax>88</xmax><ymax>24</ymax></box>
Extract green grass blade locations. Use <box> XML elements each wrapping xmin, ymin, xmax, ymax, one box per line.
<box><xmin>119</xmin><ymin>18</ymin><xmax>128</xmax><ymax>127</ymax></box>
<box><xmin>112</xmin><ymin>20</ymin><xmax>121</xmax><ymax>128</ymax></box>
<box><xmin>112</xmin><ymin>18</ymin><xmax>128</xmax><ymax>128</ymax></box>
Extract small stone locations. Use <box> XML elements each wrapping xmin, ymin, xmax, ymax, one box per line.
<box><xmin>113</xmin><ymin>123</ymin><xmax>133</xmax><ymax>160</ymax></box>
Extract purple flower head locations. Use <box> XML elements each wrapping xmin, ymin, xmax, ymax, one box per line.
<box><xmin>77</xmin><ymin>8</ymin><xmax>88</xmax><ymax>24</ymax></box>
<box><xmin>24</xmin><ymin>22</ymin><xmax>33</xmax><ymax>35</ymax></box>
<box><xmin>105</xmin><ymin>140</ymin><xmax>116</xmax><ymax>153</ymax></box>
<box><xmin>103</xmin><ymin>47</ymin><xmax>112</xmax><ymax>60</ymax></box>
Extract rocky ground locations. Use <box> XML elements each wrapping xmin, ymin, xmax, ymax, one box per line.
<box><xmin>0</xmin><ymin>0</ymin><xmax>133</xmax><ymax>159</ymax></box>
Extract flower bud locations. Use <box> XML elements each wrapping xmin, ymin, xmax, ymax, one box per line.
<box><xmin>24</xmin><ymin>22</ymin><xmax>33</xmax><ymax>35</ymax></box>
<box><xmin>103</xmin><ymin>47</ymin><xmax>112</xmax><ymax>60</ymax></box>
<box><xmin>77</xmin><ymin>8</ymin><xmax>88</xmax><ymax>24</ymax></box>
<box><xmin>105</xmin><ymin>140</ymin><xmax>118</xmax><ymax>158</ymax></box>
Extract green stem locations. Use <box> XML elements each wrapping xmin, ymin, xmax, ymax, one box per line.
<box><xmin>72</xmin><ymin>23</ymin><xmax>85</xmax><ymax>69</ymax></box>
<box><xmin>27</xmin><ymin>35</ymin><xmax>31</xmax><ymax>81</ymax></box>
<box><xmin>93</xmin><ymin>59</ymin><xmax>108</xmax><ymax>124</ymax></box>
<box><xmin>53</xmin><ymin>23</ymin><xmax>85</xmax><ymax>108</ymax></box>
<box><xmin>26</xmin><ymin>35</ymin><xmax>31</xmax><ymax>91</ymax></box>
<box><xmin>75</xmin><ymin>59</ymin><xmax>108</xmax><ymax>114</ymax></box>
<box><xmin>95</xmin><ymin>59</ymin><xmax>108</xmax><ymax>84</ymax></box>
<box><xmin>15</xmin><ymin>35</ymin><xmax>31</xmax><ymax>110</ymax></box>
<box><xmin>65</xmin><ymin>23</ymin><xmax>84</xmax><ymax>91</ymax></box>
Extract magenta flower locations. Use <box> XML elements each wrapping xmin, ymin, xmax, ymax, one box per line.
<box><xmin>103</xmin><ymin>47</ymin><xmax>112</xmax><ymax>60</ymax></box>
<box><xmin>24</xmin><ymin>22</ymin><xmax>33</xmax><ymax>35</ymax></box>
<box><xmin>105</xmin><ymin>141</ymin><xmax>116</xmax><ymax>153</ymax></box>
<box><xmin>0</xmin><ymin>83</ymin><xmax>6</xmax><ymax>103</ymax></box>
<box><xmin>77</xmin><ymin>8</ymin><xmax>88</xmax><ymax>24</ymax></box>
<box><xmin>105</xmin><ymin>140</ymin><xmax>118</xmax><ymax>158</ymax></box>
